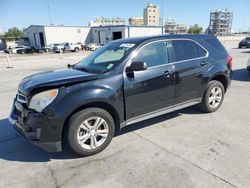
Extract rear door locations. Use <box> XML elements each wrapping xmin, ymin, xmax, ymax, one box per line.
<box><xmin>169</xmin><ymin>39</ymin><xmax>209</xmax><ymax>104</ymax></box>
<box><xmin>123</xmin><ymin>41</ymin><xmax>175</xmax><ymax>120</ymax></box>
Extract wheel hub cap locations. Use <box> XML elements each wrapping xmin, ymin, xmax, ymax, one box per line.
<box><xmin>77</xmin><ymin>117</ymin><xmax>109</xmax><ymax>150</ymax></box>
<box><xmin>208</xmin><ymin>86</ymin><xmax>222</xmax><ymax>108</ymax></box>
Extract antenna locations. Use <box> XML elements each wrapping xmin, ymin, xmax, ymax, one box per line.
<box><xmin>47</xmin><ymin>0</ymin><xmax>53</xmax><ymax>25</ymax></box>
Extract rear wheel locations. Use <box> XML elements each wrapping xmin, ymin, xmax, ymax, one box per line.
<box><xmin>200</xmin><ymin>80</ymin><xmax>225</xmax><ymax>113</ymax></box>
<box><xmin>75</xmin><ymin>47</ymin><xmax>79</xmax><ymax>52</ymax></box>
<box><xmin>67</xmin><ymin>108</ymin><xmax>115</xmax><ymax>156</ymax></box>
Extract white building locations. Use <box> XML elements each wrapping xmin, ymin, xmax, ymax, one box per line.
<box><xmin>24</xmin><ymin>25</ymin><xmax>164</xmax><ymax>48</ymax></box>
<box><xmin>24</xmin><ymin>25</ymin><xmax>91</xmax><ymax>48</ymax></box>
<box><xmin>91</xmin><ymin>25</ymin><xmax>164</xmax><ymax>44</ymax></box>
<box><xmin>143</xmin><ymin>3</ymin><xmax>160</xmax><ymax>26</ymax></box>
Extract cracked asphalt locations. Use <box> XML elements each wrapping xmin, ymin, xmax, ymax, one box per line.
<box><xmin>0</xmin><ymin>41</ymin><xmax>249</xmax><ymax>188</ymax></box>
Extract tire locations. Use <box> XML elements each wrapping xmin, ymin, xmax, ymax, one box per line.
<box><xmin>75</xmin><ymin>47</ymin><xmax>79</xmax><ymax>52</ymax></box>
<box><xmin>200</xmin><ymin>80</ymin><xmax>225</xmax><ymax>113</ymax></box>
<box><xmin>67</xmin><ymin>108</ymin><xmax>115</xmax><ymax>156</ymax></box>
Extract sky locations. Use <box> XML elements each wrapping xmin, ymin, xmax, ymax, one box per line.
<box><xmin>0</xmin><ymin>0</ymin><xmax>249</xmax><ymax>33</ymax></box>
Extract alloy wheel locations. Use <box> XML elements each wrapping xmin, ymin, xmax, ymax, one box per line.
<box><xmin>208</xmin><ymin>86</ymin><xmax>222</xmax><ymax>108</ymax></box>
<box><xmin>77</xmin><ymin>117</ymin><xmax>109</xmax><ymax>150</ymax></box>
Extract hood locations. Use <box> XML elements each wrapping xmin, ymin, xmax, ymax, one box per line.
<box><xmin>19</xmin><ymin>68</ymin><xmax>98</xmax><ymax>96</ymax></box>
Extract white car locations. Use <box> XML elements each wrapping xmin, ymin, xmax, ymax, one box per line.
<box><xmin>88</xmin><ymin>43</ymin><xmax>102</xmax><ymax>51</ymax></box>
<box><xmin>53</xmin><ymin>43</ymin><xmax>65</xmax><ymax>53</ymax></box>
<box><xmin>64</xmin><ymin>42</ymin><xmax>81</xmax><ymax>52</ymax></box>
<box><xmin>5</xmin><ymin>45</ymin><xmax>28</xmax><ymax>54</ymax></box>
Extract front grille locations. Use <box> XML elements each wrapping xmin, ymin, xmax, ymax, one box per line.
<box><xmin>17</xmin><ymin>92</ymin><xmax>27</xmax><ymax>104</ymax></box>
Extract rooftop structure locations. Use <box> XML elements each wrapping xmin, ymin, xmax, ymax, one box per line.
<box><xmin>89</xmin><ymin>17</ymin><xmax>126</xmax><ymax>27</ymax></box>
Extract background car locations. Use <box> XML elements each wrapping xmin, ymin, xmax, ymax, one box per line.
<box><xmin>239</xmin><ymin>37</ymin><xmax>250</xmax><ymax>48</ymax></box>
<box><xmin>53</xmin><ymin>43</ymin><xmax>65</xmax><ymax>53</ymax></box>
<box><xmin>16</xmin><ymin>46</ymin><xmax>34</xmax><ymax>54</ymax></box>
<box><xmin>64</xmin><ymin>42</ymin><xmax>81</xmax><ymax>52</ymax></box>
<box><xmin>4</xmin><ymin>45</ymin><xmax>29</xmax><ymax>54</ymax></box>
<box><xmin>88</xmin><ymin>43</ymin><xmax>103</xmax><ymax>51</ymax></box>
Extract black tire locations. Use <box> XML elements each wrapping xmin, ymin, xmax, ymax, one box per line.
<box><xmin>75</xmin><ymin>47</ymin><xmax>79</xmax><ymax>52</ymax></box>
<box><xmin>200</xmin><ymin>80</ymin><xmax>225</xmax><ymax>113</ymax></box>
<box><xmin>67</xmin><ymin>108</ymin><xmax>115</xmax><ymax>156</ymax></box>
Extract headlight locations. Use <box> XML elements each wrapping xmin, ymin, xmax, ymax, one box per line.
<box><xmin>29</xmin><ymin>89</ymin><xmax>58</xmax><ymax>112</ymax></box>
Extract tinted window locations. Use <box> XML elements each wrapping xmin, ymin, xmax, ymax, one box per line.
<box><xmin>197</xmin><ymin>45</ymin><xmax>207</xmax><ymax>57</ymax></box>
<box><xmin>203</xmin><ymin>38</ymin><xmax>226</xmax><ymax>52</ymax></box>
<box><xmin>246</xmin><ymin>37</ymin><xmax>250</xmax><ymax>41</ymax></box>
<box><xmin>172</xmin><ymin>40</ymin><xmax>200</xmax><ymax>61</ymax></box>
<box><xmin>132</xmin><ymin>42</ymin><xmax>168</xmax><ymax>67</ymax></box>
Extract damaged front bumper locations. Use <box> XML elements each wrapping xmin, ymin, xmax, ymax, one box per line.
<box><xmin>9</xmin><ymin>97</ymin><xmax>63</xmax><ymax>152</ymax></box>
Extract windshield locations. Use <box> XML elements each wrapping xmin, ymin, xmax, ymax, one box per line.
<box><xmin>74</xmin><ymin>42</ymin><xmax>135</xmax><ymax>74</ymax></box>
<box><xmin>246</xmin><ymin>37</ymin><xmax>250</xmax><ymax>41</ymax></box>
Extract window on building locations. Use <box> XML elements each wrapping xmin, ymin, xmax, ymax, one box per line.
<box><xmin>131</xmin><ymin>42</ymin><xmax>168</xmax><ymax>67</ymax></box>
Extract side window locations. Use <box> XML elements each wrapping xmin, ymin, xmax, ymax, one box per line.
<box><xmin>197</xmin><ymin>45</ymin><xmax>207</xmax><ymax>57</ymax></box>
<box><xmin>132</xmin><ymin>42</ymin><xmax>168</xmax><ymax>68</ymax></box>
<box><xmin>172</xmin><ymin>40</ymin><xmax>200</xmax><ymax>61</ymax></box>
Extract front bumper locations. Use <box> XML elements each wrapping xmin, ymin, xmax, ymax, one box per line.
<box><xmin>9</xmin><ymin>98</ymin><xmax>63</xmax><ymax>152</ymax></box>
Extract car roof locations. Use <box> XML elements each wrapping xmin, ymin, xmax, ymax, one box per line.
<box><xmin>111</xmin><ymin>34</ymin><xmax>217</xmax><ymax>45</ymax></box>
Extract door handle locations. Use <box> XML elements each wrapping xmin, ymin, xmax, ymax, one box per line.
<box><xmin>200</xmin><ymin>61</ymin><xmax>208</xmax><ymax>66</ymax></box>
<box><xmin>162</xmin><ymin>70</ymin><xmax>173</xmax><ymax>78</ymax></box>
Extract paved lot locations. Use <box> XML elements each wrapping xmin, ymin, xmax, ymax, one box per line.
<box><xmin>0</xmin><ymin>42</ymin><xmax>249</xmax><ymax>188</ymax></box>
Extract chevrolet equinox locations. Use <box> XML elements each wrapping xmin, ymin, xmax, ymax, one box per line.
<box><xmin>9</xmin><ymin>35</ymin><xmax>233</xmax><ymax>156</ymax></box>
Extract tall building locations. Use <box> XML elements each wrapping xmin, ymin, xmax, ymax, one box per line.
<box><xmin>208</xmin><ymin>9</ymin><xmax>233</xmax><ymax>36</ymax></box>
<box><xmin>129</xmin><ymin>17</ymin><xmax>144</xmax><ymax>26</ymax></box>
<box><xmin>143</xmin><ymin>3</ymin><xmax>160</xmax><ymax>26</ymax></box>
<box><xmin>89</xmin><ymin>17</ymin><xmax>126</xmax><ymax>27</ymax></box>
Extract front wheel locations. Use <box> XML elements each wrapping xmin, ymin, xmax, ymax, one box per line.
<box><xmin>67</xmin><ymin>108</ymin><xmax>115</xmax><ymax>156</ymax></box>
<box><xmin>200</xmin><ymin>80</ymin><xmax>225</xmax><ymax>113</ymax></box>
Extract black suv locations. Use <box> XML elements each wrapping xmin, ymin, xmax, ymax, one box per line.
<box><xmin>238</xmin><ymin>37</ymin><xmax>250</xmax><ymax>48</ymax></box>
<box><xmin>9</xmin><ymin>35</ymin><xmax>233</xmax><ymax>156</ymax></box>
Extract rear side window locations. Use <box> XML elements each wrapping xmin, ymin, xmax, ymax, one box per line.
<box><xmin>203</xmin><ymin>38</ymin><xmax>226</xmax><ymax>52</ymax></box>
<box><xmin>132</xmin><ymin>42</ymin><xmax>168</xmax><ymax>67</ymax></box>
<box><xmin>172</xmin><ymin>40</ymin><xmax>206</xmax><ymax>62</ymax></box>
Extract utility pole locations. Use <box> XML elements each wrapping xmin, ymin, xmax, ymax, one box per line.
<box><xmin>161</xmin><ymin>0</ymin><xmax>164</xmax><ymax>26</ymax></box>
<box><xmin>47</xmin><ymin>0</ymin><xmax>53</xmax><ymax>25</ymax></box>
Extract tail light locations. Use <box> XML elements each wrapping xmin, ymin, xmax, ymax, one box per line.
<box><xmin>227</xmin><ymin>55</ymin><xmax>233</xmax><ymax>68</ymax></box>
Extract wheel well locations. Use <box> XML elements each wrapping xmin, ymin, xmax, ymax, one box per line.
<box><xmin>211</xmin><ymin>75</ymin><xmax>228</xmax><ymax>91</ymax></box>
<box><xmin>62</xmin><ymin>102</ymin><xmax>121</xmax><ymax>142</ymax></box>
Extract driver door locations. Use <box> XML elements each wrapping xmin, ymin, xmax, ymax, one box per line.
<box><xmin>123</xmin><ymin>41</ymin><xmax>175</xmax><ymax>122</ymax></box>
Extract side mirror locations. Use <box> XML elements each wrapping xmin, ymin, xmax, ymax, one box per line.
<box><xmin>126</xmin><ymin>61</ymin><xmax>147</xmax><ymax>73</ymax></box>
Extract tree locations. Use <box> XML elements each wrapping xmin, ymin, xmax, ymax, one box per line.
<box><xmin>188</xmin><ymin>24</ymin><xmax>203</xmax><ymax>34</ymax></box>
<box><xmin>3</xmin><ymin>27</ymin><xmax>24</xmax><ymax>38</ymax></box>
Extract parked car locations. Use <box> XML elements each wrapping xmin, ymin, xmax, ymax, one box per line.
<box><xmin>16</xmin><ymin>46</ymin><xmax>34</xmax><ymax>54</ymax></box>
<box><xmin>64</xmin><ymin>42</ymin><xmax>81</xmax><ymax>52</ymax></box>
<box><xmin>238</xmin><ymin>37</ymin><xmax>250</xmax><ymax>48</ymax></box>
<box><xmin>88</xmin><ymin>43</ymin><xmax>103</xmax><ymax>51</ymax></box>
<box><xmin>9</xmin><ymin>34</ymin><xmax>232</xmax><ymax>156</ymax></box>
<box><xmin>4</xmin><ymin>45</ymin><xmax>28</xmax><ymax>54</ymax></box>
<box><xmin>53</xmin><ymin>43</ymin><xmax>65</xmax><ymax>53</ymax></box>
